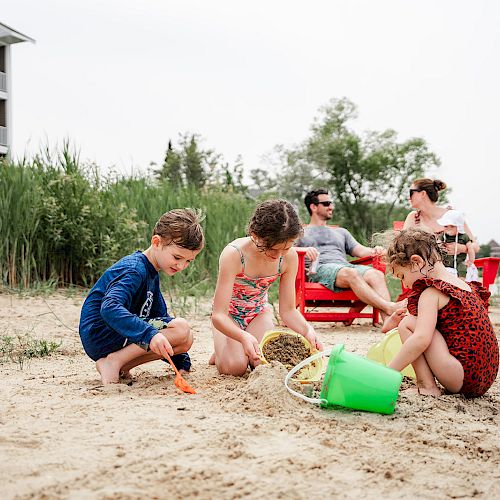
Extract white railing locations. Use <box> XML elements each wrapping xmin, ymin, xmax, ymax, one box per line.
<box><xmin>0</xmin><ymin>72</ymin><xmax>6</xmax><ymax>92</ymax></box>
<box><xmin>0</xmin><ymin>126</ymin><xmax>7</xmax><ymax>146</ymax></box>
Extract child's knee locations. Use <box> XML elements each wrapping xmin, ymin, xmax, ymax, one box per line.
<box><xmin>217</xmin><ymin>358</ymin><xmax>248</xmax><ymax>376</ymax></box>
<box><xmin>170</xmin><ymin>317</ymin><xmax>190</xmax><ymax>337</ymax></box>
<box><xmin>172</xmin><ymin>318</ymin><xmax>193</xmax><ymax>348</ymax></box>
<box><xmin>183</xmin><ymin>328</ymin><xmax>194</xmax><ymax>351</ymax></box>
<box><xmin>399</xmin><ymin>314</ymin><xmax>416</xmax><ymax>332</ymax></box>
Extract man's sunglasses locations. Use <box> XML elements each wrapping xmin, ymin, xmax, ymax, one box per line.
<box><xmin>409</xmin><ymin>189</ymin><xmax>423</xmax><ymax>197</ymax></box>
<box><xmin>316</xmin><ymin>201</ymin><xmax>334</xmax><ymax>207</ymax></box>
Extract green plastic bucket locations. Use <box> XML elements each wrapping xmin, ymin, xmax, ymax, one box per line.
<box><xmin>320</xmin><ymin>344</ymin><xmax>402</xmax><ymax>414</ymax></box>
<box><xmin>285</xmin><ymin>344</ymin><xmax>403</xmax><ymax>415</ymax></box>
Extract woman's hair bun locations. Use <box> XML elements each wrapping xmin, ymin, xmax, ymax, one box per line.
<box><xmin>433</xmin><ymin>179</ymin><xmax>446</xmax><ymax>191</ymax></box>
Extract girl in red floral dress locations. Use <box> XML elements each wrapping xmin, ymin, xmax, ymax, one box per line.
<box><xmin>210</xmin><ymin>200</ymin><xmax>323</xmax><ymax>376</ymax></box>
<box><xmin>385</xmin><ymin>228</ymin><xmax>498</xmax><ymax>397</ymax></box>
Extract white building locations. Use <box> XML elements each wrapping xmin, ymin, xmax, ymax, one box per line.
<box><xmin>0</xmin><ymin>22</ymin><xmax>35</xmax><ymax>158</ymax></box>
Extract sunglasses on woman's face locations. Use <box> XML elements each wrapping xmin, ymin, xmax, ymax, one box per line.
<box><xmin>409</xmin><ymin>189</ymin><xmax>423</xmax><ymax>197</ymax></box>
<box><xmin>316</xmin><ymin>201</ymin><xmax>334</xmax><ymax>207</ymax></box>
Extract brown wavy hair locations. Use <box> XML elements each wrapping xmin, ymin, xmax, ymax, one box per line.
<box><xmin>153</xmin><ymin>208</ymin><xmax>205</xmax><ymax>250</ymax></box>
<box><xmin>247</xmin><ymin>199</ymin><xmax>303</xmax><ymax>249</ymax></box>
<box><xmin>412</xmin><ymin>178</ymin><xmax>447</xmax><ymax>203</ymax></box>
<box><xmin>385</xmin><ymin>228</ymin><xmax>445</xmax><ymax>272</ymax></box>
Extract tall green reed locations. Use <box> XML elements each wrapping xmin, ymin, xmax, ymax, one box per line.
<box><xmin>0</xmin><ymin>145</ymin><xmax>254</xmax><ymax>298</ymax></box>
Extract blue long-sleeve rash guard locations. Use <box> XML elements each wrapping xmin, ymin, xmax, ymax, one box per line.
<box><xmin>79</xmin><ymin>251</ymin><xmax>172</xmax><ymax>360</ymax></box>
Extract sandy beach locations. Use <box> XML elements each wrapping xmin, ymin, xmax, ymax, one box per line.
<box><xmin>0</xmin><ymin>292</ymin><xmax>499</xmax><ymax>499</ymax></box>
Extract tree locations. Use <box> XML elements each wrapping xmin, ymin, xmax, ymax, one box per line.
<box><xmin>181</xmin><ymin>134</ymin><xmax>207</xmax><ymax>189</ymax></box>
<box><xmin>477</xmin><ymin>244</ymin><xmax>491</xmax><ymax>259</ymax></box>
<box><xmin>154</xmin><ymin>133</ymin><xmax>248</xmax><ymax>194</ymax></box>
<box><xmin>154</xmin><ymin>140</ymin><xmax>183</xmax><ymax>186</ymax></box>
<box><xmin>249</xmin><ymin>167</ymin><xmax>276</xmax><ymax>193</ymax></box>
<box><xmin>219</xmin><ymin>155</ymin><xmax>247</xmax><ymax>194</ymax></box>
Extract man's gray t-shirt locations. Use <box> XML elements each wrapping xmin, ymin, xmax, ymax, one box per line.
<box><xmin>297</xmin><ymin>226</ymin><xmax>359</xmax><ymax>265</ymax></box>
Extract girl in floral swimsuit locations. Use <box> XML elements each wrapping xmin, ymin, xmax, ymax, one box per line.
<box><xmin>386</xmin><ymin>228</ymin><xmax>498</xmax><ymax>398</ymax></box>
<box><xmin>210</xmin><ymin>199</ymin><xmax>323</xmax><ymax>376</ymax></box>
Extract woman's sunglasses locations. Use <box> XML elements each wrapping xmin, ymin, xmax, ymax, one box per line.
<box><xmin>409</xmin><ymin>189</ymin><xmax>423</xmax><ymax>197</ymax></box>
<box><xmin>316</xmin><ymin>201</ymin><xmax>334</xmax><ymax>207</ymax></box>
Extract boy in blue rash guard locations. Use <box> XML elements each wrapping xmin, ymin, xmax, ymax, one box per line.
<box><xmin>79</xmin><ymin>209</ymin><xmax>204</xmax><ymax>384</ymax></box>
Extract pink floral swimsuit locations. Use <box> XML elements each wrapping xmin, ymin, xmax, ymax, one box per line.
<box><xmin>228</xmin><ymin>244</ymin><xmax>283</xmax><ymax>329</ymax></box>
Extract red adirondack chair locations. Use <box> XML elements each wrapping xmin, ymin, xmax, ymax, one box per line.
<box><xmin>295</xmin><ymin>248</ymin><xmax>386</xmax><ymax>325</ymax></box>
<box><xmin>392</xmin><ymin>221</ymin><xmax>500</xmax><ymax>291</ymax></box>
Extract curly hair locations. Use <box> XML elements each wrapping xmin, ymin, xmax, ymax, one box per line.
<box><xmin>386</xmin><ymin>228</ymin><xmax>445</xmax><ymax>272</ymax></box>
<box><xmin>153</xmin><ymin>208</ymin><xmax>205</xmax><ymax>250</ymax></box>
<box><xmin>412</xmin><ymin>178</ymin><xmax>447</xmax><ymax>203</ymax></box>
<box><xmin>247</xmin><ymin>199</ymin><xmax>303</xmax><ymax>249</ymax></box>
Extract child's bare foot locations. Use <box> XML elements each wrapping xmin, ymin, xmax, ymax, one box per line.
<box><xmin>387</xmin><ymin>298</ymin><xmax>408</xmax><ymax>315</ymax></box>
<box><xmin>381</xmin><ymin>308</ymin><xmax>407</xmax><ymax>333</ymax></box>
<box><xmin>382</xmin><ymin>299</ymin><xmax>408</xmax><ymax>322</ymax></box>
<box><xmin>404</xmin><ymin>385</ymin><xmax>442</xmax><ymax>396</ymax></box>
<box><xmin>417</xmin><ymin>386</ymin><xmax>442</xmax><ymax>396</ymax></box>
<box><xmin>96</xmin><ymin>355</ymin><xmax>121</xmax><ymax>384</ymax></box>
<box><xmin>208</xmin><ymin>352</ymin><xmax>216</xmax><ymax>365</ymax></box>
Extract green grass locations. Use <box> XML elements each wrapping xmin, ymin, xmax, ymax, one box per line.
<box><xmin>0</xmin><ymin>280</ymin><xmax>59</xmax><ymax>297</ymax></box>
<box><xmin>0</xmin><ymin>332</ymin><xmax>62</xmax><ymax>369</ymax></box>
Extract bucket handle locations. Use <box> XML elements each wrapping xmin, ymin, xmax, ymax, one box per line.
<box><xmin>284</xmin><ymin>350</ymin><xmax>330</xmax><ymax>405</ymax></box>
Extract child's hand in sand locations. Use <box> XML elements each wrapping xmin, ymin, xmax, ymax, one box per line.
<box><xmin>150</xmin><ymin>332</ymin><xmax>174</xmax><ymax>358</ymax></box>
<box><xmin>241</xmin><ymin>332</ymin><xmax>262</xmax><ymax>366</ymax></box>
<box><xmin>303</xmin><ymin>324</ymin><xmax>324</xmax><ymax>351</ymax></box>
<box><xmin>381</xmin><ymin>308</ymin><xmax>407</xmax><ymax>333</ymax></box>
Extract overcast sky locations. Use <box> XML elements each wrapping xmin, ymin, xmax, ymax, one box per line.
<box><xmin>3</xmin><ymin>0</ymin><xmax>499</xmax><ymax>243</ymax></box>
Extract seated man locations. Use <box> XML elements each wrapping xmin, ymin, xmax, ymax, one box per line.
<box><xmin>296</xmin><ymin>189</ymin><xmax>406</xmax><ymax>324</ymax></box>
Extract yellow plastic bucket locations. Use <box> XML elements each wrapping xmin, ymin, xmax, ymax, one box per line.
<box><xmin>260</xmin><ymin>330</ymin><xmax>323</xmax><ymax>382</ymax></box>
<box><xmin>366</xmin><ymin>328</ymin><xmax>416</xmax><ymax>379</ymax></box>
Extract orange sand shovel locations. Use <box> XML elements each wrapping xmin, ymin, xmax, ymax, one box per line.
<box><xmin>164</xmin><ymin>353</ymin><xmax>196</xmax><ymax>394</ymax></box>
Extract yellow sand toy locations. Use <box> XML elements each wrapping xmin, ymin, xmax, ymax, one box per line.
<box><xmin>259</xmin><ymin>330</ymin><xmax>323</xmax><ymax>383</ymax></box>
<box><xmin>366</xmin><ymin>328</ymin><xmax>416</xmax><ymax>379</ymax></box>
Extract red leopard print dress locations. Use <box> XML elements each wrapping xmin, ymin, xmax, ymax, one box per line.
<box><xmin>408</xmin><ymin>278</ymin><xmax>499</xmax><ymax>398</ymax></box>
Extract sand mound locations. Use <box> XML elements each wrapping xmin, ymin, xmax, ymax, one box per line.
<box><xmin>221</xmin><ymin>361</ymin><xmax>312</xmax><ymax>416</ymax></box>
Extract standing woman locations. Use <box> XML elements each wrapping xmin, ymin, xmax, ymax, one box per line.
<box><xmin>403</xmin><ymin>178</ymin><xmax>479</xmax><ymax>256</ymax></box>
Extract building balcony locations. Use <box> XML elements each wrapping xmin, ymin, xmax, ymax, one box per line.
<box><xmin>0</xmin><ymin>126</ymin><xmax>7</xmax><ymax>146</ymax></box>
<box><xmin>0</xmin><ymin>72</ymin><xmax>6</xmax><ymax>92</ymax></box>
